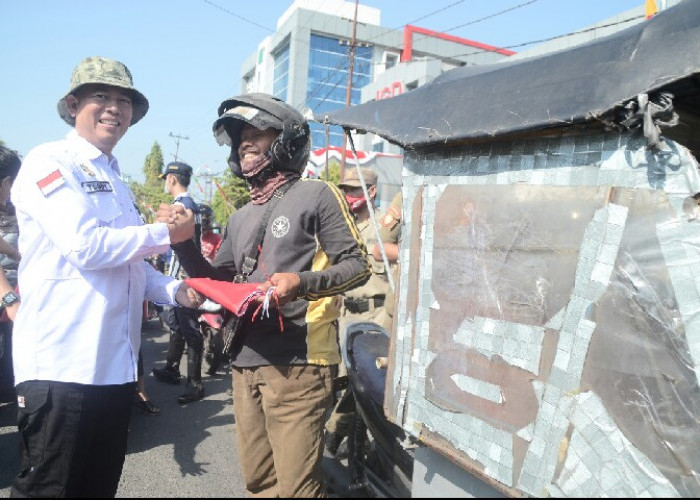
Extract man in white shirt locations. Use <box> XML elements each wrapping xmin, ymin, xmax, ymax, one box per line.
<box><xmin>9</xmin><ymin>56</ymin><xmax>201</xmax><ymax>498</ymax></box>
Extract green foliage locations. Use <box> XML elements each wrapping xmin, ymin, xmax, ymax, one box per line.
<box><xmin>143</xmin><ymin>142</ymin><xmax>164</xmax><ymax>187</ymax></box>
<box><xmin>211</xmin><ymin>169</ymin><xmax>249</xmax><ymax>227</ymax></box>
<box><xmin>130</xmin><ymin>142</ymin><xmax>169</xmax><ymax>223</ymax></box>
<box><xmin>316</xmin><ymin>158</ymin><xmax>341</xmax><ymax>186</ymax></box>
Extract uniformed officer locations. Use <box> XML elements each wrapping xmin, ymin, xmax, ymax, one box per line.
<box><xmin>325</xmin><ymin>166</ymin><xmax>390</xmax><ymax>455</ymax></box>
<box><xmin>373</xmin><ymin>190</ymin><xmax>402</xmax><ymax>331</ymax></box>
<box><xmin>9</xmin><ymin>56</ymin><xmax>202</xmax><ymax>498</ymax></box>
<box><xmin>337</xmin><ymin>167</ymin><xmax>390</xmax><ymax>348</ymax></box>
<box><xmin>152</xmin><ymin>161</ymin><xmax>206</xmax><ymax>404</ymax></box>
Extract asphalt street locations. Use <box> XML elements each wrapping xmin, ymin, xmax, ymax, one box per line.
<box><xmin>0</xmin><ymin>317</ymin><xmax>246</xmax><ymax>497</ymax></box>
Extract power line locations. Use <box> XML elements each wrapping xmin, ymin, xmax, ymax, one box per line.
<box><xmin>200</xmin><ymin>0</ymin><xmax>275</xmax><ymax>33</ymax></box>
<box><xmin>396</xmin><ymin>0</ymin><xmax>469</xmax><ymax>28</ymax></box>
<box><xmin>416</xmin><ymin>14</ymin><xmax>644</xmax><ymax>61</ymax></box>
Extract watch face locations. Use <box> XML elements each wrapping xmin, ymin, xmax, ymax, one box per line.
<box><xmin>2</xmin><ymin>291</ymin><xmax>19</xmax><ymax>306</ymax></box>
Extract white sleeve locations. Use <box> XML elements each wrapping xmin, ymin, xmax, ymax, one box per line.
<box><xmin>144</xmin><ymin>261</ymin><xmax>181</xmax><ymax>305</ymax></box>
<box><xmin>13</xmin><ymin>149</ymin><xmax>171</xmax><ymax>271</ymax></box>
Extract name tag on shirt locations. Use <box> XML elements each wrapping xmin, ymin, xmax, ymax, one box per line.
<box><xmin>82</xmin><ymin>181</ymin><xmax>113</xmax><ymax>193</ymax></box>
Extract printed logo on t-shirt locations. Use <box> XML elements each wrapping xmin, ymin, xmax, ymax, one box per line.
<box><xmin>271</xmin><ymin>216</ymin><xmax>290</xmax><ymax>238</ymax></box>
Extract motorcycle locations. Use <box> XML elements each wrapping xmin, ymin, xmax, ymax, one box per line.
<box><xmin>323</xmin><ymin>321</ymin><xmax>415</xmax><ymax>498</ymax></box>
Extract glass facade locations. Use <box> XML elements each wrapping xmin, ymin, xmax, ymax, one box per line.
<box><xmin>273</xmin><ymin>41</ymin><xmax>290</xmax><ymax>101</ymax></box>
<box><xmin>306</xmin><ymin>33</ymin><xmax>372</xmax><ymax>148</ymax></box>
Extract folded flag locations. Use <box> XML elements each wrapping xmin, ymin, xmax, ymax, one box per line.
<box><xmin>184</xmin><ymin>278</ymin><xmax>265</xmax><ymax>316</ymax></box>
<box><xmin>184</xmin><ymin>277</ymin><xmax>283</xmax><ymax>330</ymax></box>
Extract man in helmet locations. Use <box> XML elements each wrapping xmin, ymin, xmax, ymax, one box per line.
<box><xmin>158</xmin><ymin>92</ymin><xmax>371</xmax><ymax>497</ymax></box>
<box><xmin>9</xmin><ymin>56</ymin><xmax>202</xmax><ymax>497</ymax></box>
<box><xmin>198</xmin><ymin>203</ymin><xmax>222</xmax><ymax>263</ymax></box>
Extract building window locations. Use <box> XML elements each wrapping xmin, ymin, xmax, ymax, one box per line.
<box><xmin>372</xmin><ymin>141</ymin><xmax>384</xmax><ymax>153</ymax></box>
<box><xmin>385</xmin><ymin>52</ymin><xmax>398</xmax><ymax>70</ymax></box>
<box><xmin>306</xmin><ymin>33</ymin><xmax>373</xmax><ymax>147</ymax></box>
<box><xmin>273</xmin><ymin>41</ymin><xmax>290</xmax><ymax>101</ymax></box>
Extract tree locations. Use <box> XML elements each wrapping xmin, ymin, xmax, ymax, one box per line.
<box><xmin>210</xmin><ymin>169</ymin><xmax>249</xmax><ymax>227</ymax></box>
<box><xmin>130</xmin><ymin>142</ymin><xmax>170</xmax><ymax>223</ymax></box>
<box><xmin>142</xmin><ymin>141</ymin><xmax>165</xmax><ymax>186</ymax></box>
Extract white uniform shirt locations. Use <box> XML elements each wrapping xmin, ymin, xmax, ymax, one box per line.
<box><xmin>12</xmin><ymin>131</ymin><xmax>180</xmax><ymax>385</ymax></box>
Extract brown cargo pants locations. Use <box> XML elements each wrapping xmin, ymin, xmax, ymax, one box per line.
<box><xmin>232</xmin><ymin>364</ymin><xmax>334</xmax><ymax>497</ymax></box>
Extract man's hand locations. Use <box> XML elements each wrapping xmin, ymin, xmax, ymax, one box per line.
<box><xmin>157</xmin><ymin>203</ymin><xmax>195</xmax><ymax>244</ymax></box>
<box><xmin>256</xmin><ymin>272</ymin><xmax>300</xmax><ymax>307</ymax></box>
<box><xmin>175</xmin><ymin>282</ymin><xmax>205</xmax><ymax>309</ymax></box>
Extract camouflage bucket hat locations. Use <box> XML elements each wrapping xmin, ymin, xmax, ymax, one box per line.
<box><xmin>57</xmin><ymin>56</ymin><xmax>149</xmax><ymax>126</ymax></box>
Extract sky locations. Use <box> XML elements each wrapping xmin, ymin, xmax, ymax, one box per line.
<box><xmin>1</xmin><ymin>0</ymin><xmax>650</xmax><ymax>188</ymax></box>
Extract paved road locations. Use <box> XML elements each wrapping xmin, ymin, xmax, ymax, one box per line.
<box><xmin>0</xmin><ymin>318</ymin><xmax>247</xmax><ymax>497</ymax></box>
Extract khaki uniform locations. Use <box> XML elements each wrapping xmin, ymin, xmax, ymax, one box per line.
<box><xmin>377</xmin><ymin>191</ymin><xmax>402</xmax><ymax>331</ymax></box>
<box><xmin>337</xmin><ymin>215</ymin><xmax>391</xmax><ymax>376</ymax></box>
<box><xmin>326</xmin><ymin>167</ymin><xmax>390</xmax><ymax>445</ymax></box>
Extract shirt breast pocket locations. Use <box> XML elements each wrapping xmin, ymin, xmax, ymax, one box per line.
<box><xmin>86</xmin><ymin>185</ymin><xmax>122</xmax><ymax>225</ymax></box>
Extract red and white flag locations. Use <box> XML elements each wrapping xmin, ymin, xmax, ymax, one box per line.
<box><xmin>37</xmin><ymin>169</ymin><xmax>65</xmax><ymax>197</ymax></box>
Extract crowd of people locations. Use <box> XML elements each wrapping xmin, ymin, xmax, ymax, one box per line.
<box><xmin>0</xmin><ymin>55</ymin><xmax>403</xmax><ymax>498</ymax></box>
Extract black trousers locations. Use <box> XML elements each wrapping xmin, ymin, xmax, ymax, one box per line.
<box><xmin>159</xmin><ymin>306</ymin><xmax>203</xmax><ymax>374</ymax></box>
<box><xmin>11</xmin><ymin>380</ymin><xmax>135</xmax><ymax>498</ymax></box>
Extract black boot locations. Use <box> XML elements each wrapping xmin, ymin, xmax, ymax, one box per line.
<box><xmin>152</xmin><ymin>329</ymin><xmax>185</xmax><ymax>384</ymax></box>
<box><xmin>178</xmin><ymin>346</ymin><xmax>204</xmax><ymax>404</ymax></box>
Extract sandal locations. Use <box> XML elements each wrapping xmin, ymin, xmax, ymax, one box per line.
<box><xmin>133</xmin><ymin>394</ymin><xmax>161</xmax><ymax>415</ymax></box>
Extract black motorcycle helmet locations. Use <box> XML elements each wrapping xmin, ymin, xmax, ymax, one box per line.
<box><xmin>212</xmin><ymin>93</ymin><xmax>310</xmax><ymax>179</ymax></box>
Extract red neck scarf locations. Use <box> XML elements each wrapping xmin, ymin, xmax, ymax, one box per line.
<box><xmin>241</xmin><ymin>152</ymin><xmax>298</xmax><ymax>205</ymax></box>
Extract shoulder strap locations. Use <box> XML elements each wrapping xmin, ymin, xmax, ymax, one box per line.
<box><xmin>236</xmin><ymin>179</ymin><xmax>298</xmax><ymax>282</ymax></box>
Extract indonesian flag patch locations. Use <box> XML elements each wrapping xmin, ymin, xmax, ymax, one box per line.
<box><xmin>37</xmin><ymin>169</ymin><xmax>65</xmax><ymax>197</ymax></box>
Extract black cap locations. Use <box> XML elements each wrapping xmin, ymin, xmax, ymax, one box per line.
<box><xmin>159</xmin><ymin>161</ymin><xmax>193</xmax><ymax>179</ymax></box>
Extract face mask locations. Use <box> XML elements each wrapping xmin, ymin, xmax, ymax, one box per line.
<box><xmin>163</xmin><ymin>179</ymin><xmax>170</xmax><ymax>195</ymax></box>
<box><xmin>345</xmin><ymin>194</ymin><xmax>367</xmax><ymax>213</ymax></box>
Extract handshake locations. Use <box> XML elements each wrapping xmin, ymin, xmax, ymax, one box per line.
<box><xmin>156</xmin><ymin>203</ymin><xmax>196</xmax><ymax>244</ymax></box>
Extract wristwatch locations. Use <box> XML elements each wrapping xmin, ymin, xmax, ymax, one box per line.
<box><xmin>1</xmin><ymin>291</ymin><xmax>19</xmax><ymax>308</ymax></box>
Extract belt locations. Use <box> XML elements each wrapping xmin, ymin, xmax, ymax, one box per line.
<box><xmin>344</xmin><ymin>296</ymin><xmax>385</xmax><ymax>314</ymax></box>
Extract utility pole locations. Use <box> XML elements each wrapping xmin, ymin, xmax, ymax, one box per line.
<box><xmin>169</xmin><ymin>132</ymin><xmax>189</xmax><ymax>161</ymax></box>
<box><xmin>196</xmin><ymin>168</ymin><xmax>224</xmax><ymax>204</ymax></box>
<box><xmin>339</xmin><ymin>0</ymin><xmax>359</xmax><ymax>183</ymax></box>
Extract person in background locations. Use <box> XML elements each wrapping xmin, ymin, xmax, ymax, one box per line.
<box><xmin>197</xmin><ymin>202</ymin><xmax>226</xmax><ymax>375</ymax></box>
<box><xmin>158</xmin><ymin>92</ymin><xmax>371</xmax><ymax>497</ymax></box>
<box><xmin>0</xmin><ymin>144</ymin><xmax>22</xmax><ymax>404</ymax></box>
<box><xmin>325</xmin><ymin>166</ymin><xmax>390</xmax><ymax>456</ymax></box>
<box><xmin>199</xmin><ymin>203</ymin><xmax>222</xmax><ymax>264</ymax></box>
<box><xmin>373</xmin><ymin>190</ymin><xmax>402</xmax><ymax>331</ymax></box>
<box><xmin>9</xmin><ymin>55</ymin><xmax>202</xmax><ymax>498</ymax></box>
<box><xmin>133</xmin><ymin>350</ymin><xmax>160</xmax><ymax>415</ymax></box>
<box><xmin>151</xmin><ymin>161</ymin><xmax>206</xmax><ymax>404</ymax></box>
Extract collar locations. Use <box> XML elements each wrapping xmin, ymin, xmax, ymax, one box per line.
<box><xmin>66</xmin><ymin>130</ymin><xmax>121</xmax><ymax>177</ymax></box>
